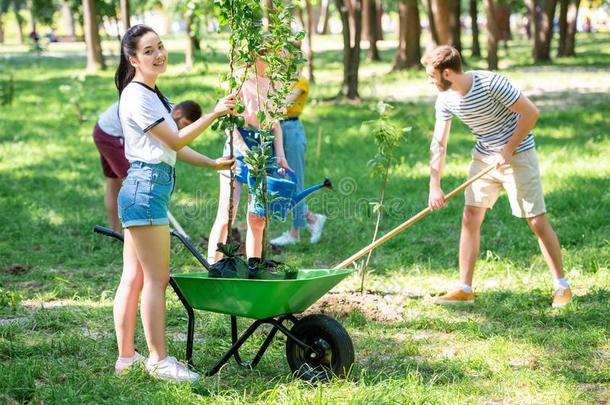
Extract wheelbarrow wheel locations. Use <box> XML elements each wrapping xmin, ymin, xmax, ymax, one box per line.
<box><xmin>285</xmin><ymin>314</ymin><xmax>354</xmax><ymax>382</ymax></box>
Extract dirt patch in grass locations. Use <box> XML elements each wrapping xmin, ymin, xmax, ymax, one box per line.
<box><xmin>1</xmin><ymin>264</ymin><xmax>31</xmax><ymax>275</ymax></box>
<box><xmin>304</xmin><ymin>291</ymin><xmax>405</xmax><ymax>322</ymax></box>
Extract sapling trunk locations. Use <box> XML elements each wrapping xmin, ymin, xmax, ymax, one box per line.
<box><xmin>261</xmin><ymin>168</ymin><xmax>269</xmax><ymax>261</ymax></box>
<box><xmin>360</xmin><ymin>162</ymin><xmax>390</xmax><ymax>294</ymax></box>
<box><xmin>253</xmin><ymin>66</ymin><xmax>270</xmax><ymax>262</ymax></box>
<box><xmin>226</xmin><ymin>0</ymin><xmax>237</xmax><ymax>239</ymax></box>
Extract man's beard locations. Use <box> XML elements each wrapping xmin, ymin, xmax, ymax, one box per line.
<box><xmin>437</xmin><ymin>77</ymin><xmax>452</xmax><ymax>91</ymax></box>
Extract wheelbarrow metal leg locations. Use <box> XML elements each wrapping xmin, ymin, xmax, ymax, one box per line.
<box><xmin>267</xmin><ymin>317</ymin><xmax>313</xmax><ymax>353</ymax></box>
<box><xmin>285</xmin><ymin>314</ymin><xmax>299</xmax><ymax>324</ymax></box>
<box><xmin>169</xmin><ymin>278</ymin><xmax>196</xmax><ymax>367</ymax></box>
<box><xmin>204</xmin><ymin>318</ymin><xmax>268</xmax><ymax>376</ymax></box>
<box><xmin>231</xmin><ymin>316</ymin><xmax>280</xmax><ymax>369</ymax></box>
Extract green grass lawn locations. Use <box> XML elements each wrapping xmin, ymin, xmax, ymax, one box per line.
<box><xmin>1</xmin><ymin>33</ymin><xmax>609</xmax><ymax>403</ymax></box>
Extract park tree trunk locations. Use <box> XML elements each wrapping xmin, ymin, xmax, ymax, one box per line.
<box><xmin>470</xmin><ymin>0</ymin><xmax>481</xmax><ymax>56</ymax></box>
<box><xmin>450</xmin><ymin>0</ymin><xmax>462</xmax><ymax>52</ymax></box>
<box><xmin>529</xmin><ymin>0</ymin><xmax>558</xmax><ymax>62</ymax></box>
<box><xmin>0</xmin><ymin>13</ymin><xmax>4</xmax><ymax>44</ymax></box>
<box><xmin>375</xmin><ymin>1</ymin><xmax>383</xmax><ymax>40</ymax></box>
<box><xmin>185</xmin><ymin>14</ymin><xmax>195</xmax><ymax>71</ymax></box>
<box><xmin>557</xmin><ymin>0</ymin><xmax>568</xmax><ymax>56</ymax></box>
<box><xmin>392</xmin><ymin>0</ymin><xmax>421</xmax><ymax>71</ymax></box>
<box><xmin>336</xmin><ymin>0</ymin><xmax>362</xmax><ymax>100</ymax></box>
<box><xmin>15</xmin><ymin>11</ymin><xmax>24</xmax><ymax>44</ymax></box>
<box><xmin>317</xmin><ymin>0</ymin><xmax>331</xmax><ymax>34</ymax></box>
<box><xmin>62</xmin><ymin>2</ymin><xmax>76</xmax><ymax>38</ymax></box>
<box><xmin>305</xmin><ymin>0</ymin><xmax>315</xmax><ymax>82</ymax></box>
<box><xmin>430</xmin><ymin>0</ymin><xmax>461</xmax><ymax>52</ymax></box>
<box><xmin>83</xmin><ymin>0</ymin><xmax>105</xmax><ymax>72</ymax></box>
<box><xmin>496</xmin><ymin>3</ymin><xmax>512</xmax><ymax>41</ymax></box>
<box><xmin>495</xmin><ymin>2</ymin><xmax>512</xmax><ymax>54</ymax></box>
<box><xmin>30</xmin><ymin>8</ymin><xmax>36</xmax><ymax>37</ymax></box>
<box><xmin>120</xmin><ymin>0</ymin><xmax>130</xmax><ymax>33</ymax></box>
<box><xmin>485</xmin><ymin>0</ymin><xmax>501</xmax><ymax>70</ymax></box>
<box><xmin>564</xmin><ymin>0</ymin><xmax>580</xmax><ymax>56</ymax></box>
<box><xmin>363</xmin><ymin>0</ymin><xmax>381</xmax><ymax>60</ymax></box>
<box><xmin>431</xmin><ymin>0</ymin><xmax>451</xmax><ymax>44</ymax></box>
<box><xmin>423</xmin><ymin>0</ymin><xmax>440</xmax><ymax>44</ymax></box>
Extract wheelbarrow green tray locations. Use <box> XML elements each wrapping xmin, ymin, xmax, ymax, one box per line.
<box><xmin>170</xmin><ymin>268</ymin><xmax>354</xmax><ymax>320</ymax></box>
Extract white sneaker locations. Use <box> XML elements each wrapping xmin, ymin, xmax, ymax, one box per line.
<box><xmin>308</xmin><ymin>214</ymin><xmax>327</xmax><ymax>244</ymax></box>
<box><xmin>114</xmin><ymin>351</ymin><xmax>147</xmax><ymax>375</ymax></box>
<box><xmin>270</xmin><ymin>231</ymin><xmax>299</xmax><ymax>246</ymax></box>
<box><xmin>146</xmin><ymin>356</ymin><xmax>200</xmax><ymax>383</ymax></box>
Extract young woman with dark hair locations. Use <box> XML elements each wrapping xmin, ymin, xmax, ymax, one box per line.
<box><xmin>113</xmin><ymin>24</ymin><xmax>236</xmax><ymax>383</ymax></box>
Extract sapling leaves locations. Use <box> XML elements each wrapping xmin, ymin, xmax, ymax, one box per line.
<box><xmin>213</xmin><ymin>0</ymin><xmax>304</xmax><ymax>262</ymax></box>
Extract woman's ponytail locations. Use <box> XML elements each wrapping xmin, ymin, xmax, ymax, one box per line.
<box><xmin>115</xmin><ymin>51</ymin><xmax>135</xmax><ymax>95</ymax></box>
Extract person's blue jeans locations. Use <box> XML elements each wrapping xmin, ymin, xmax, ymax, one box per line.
<box><xmin>280</xmin><ymin>118</ymin><xmax>307</xmax><ymax>229</ymax></box>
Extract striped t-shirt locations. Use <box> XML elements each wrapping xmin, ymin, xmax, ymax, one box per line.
<box><xmin>435</xmin><ymin>70</ymin><xmax>535</xmax><ymax>155</ymax></box>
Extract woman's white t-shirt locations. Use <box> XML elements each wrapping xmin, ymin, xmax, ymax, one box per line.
<box><xmin>119</xmin><ymin>81</ymin><xmax>177</xmax><ymax>166</ymax></box>
<box><xmin>97</xmin><ymin>102</ymin><xmax>123</xmax><ymax>137</ymax></box>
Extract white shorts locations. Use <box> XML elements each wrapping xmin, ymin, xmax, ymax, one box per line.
<box><xmin>465</xmin><ymin>148</ymin><xmax>546</xmax><ymax>218</ymax></box>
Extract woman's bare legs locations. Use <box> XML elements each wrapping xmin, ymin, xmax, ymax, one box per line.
<box><xmin>113</xmin><ymin>229</ymin><xmax>144</xmax><ymax>358</ymax></box>
<box><xmin>126</xmin><ymin>225</ymin><xmax>171</xmax><ymax>363</ymax></box>
<box><xmin>207</xmin><ymin>175</ymin><xmax>242</xmax><ymax>263</ymax></box>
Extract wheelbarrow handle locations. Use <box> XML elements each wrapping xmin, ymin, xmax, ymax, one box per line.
<box><xmin>93</xmin><ymin>225</ymin><xmax>124</xmax><ymax>242</ymax></box>
<box><xmin>169</xmin><ymin>229</ymin><xmax>213</xmax><ymax>271</ymax></box>
<box><xmin>333</xmin><ymin>164</ymin><xmax>496</xmax><ymax>270</ymax></box>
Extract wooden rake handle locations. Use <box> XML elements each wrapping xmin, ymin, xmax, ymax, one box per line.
<box><xmin>333</xmin><ymin>164</ymin><xmax>496</xmax><ymax>270</ymax></box>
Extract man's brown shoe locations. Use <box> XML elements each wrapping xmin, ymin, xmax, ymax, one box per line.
<box><xmin>552</xmin><ymin>287</ymin><xmax>573</xmax><ymax>308</ymax></box>
<box><xmin>434</xmin><ymin>289</ymin><xmax>475</xmax><ymax>305</ymax></box>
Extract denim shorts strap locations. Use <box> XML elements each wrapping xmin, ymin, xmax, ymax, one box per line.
<box><xmin>280</xmin><ymin>116</ymin><xmax>299</xmax><ymax>122</ymax></box>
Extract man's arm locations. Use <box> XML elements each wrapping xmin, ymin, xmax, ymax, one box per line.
<box><xmin>498</xmin><ymin>94</ymin><xmax>540</xmax><ymax>165</ymax></box>
<box><xmin>149</xmin><ymin>95</ymin><xmax>236</xmax><ymax>151</ymax></box>
<box><xmin>429</xmin><ymin>118</ymin><xmax>452</xmax><ymax>210</ymax></box>
<box><xmin>176</xmin><ymin>146</ymin><xmax>234</xmax><ymax>169</ymax></box>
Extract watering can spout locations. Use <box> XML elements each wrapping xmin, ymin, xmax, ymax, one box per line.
<box><xmin>293</xmin><ymin>178</ymin><xmax>333</xmax><ymax>205</ymax></box>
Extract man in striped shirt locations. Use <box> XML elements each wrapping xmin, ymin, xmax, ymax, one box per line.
<box><xmin>422</xmin><ymin>45</ymin><xmax>571</xmax><ymax>308</ymax></box>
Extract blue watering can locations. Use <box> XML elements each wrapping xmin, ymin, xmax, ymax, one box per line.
<box><xmin>237</xmin><ymin>157</ymin><xmax>332</xmax><ymax>219</ymax></box>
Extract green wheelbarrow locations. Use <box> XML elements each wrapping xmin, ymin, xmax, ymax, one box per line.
<box><xmin>94</xmin><ymin>226</ymin><xmax>355</xmax><ymax>382</ymax></box>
